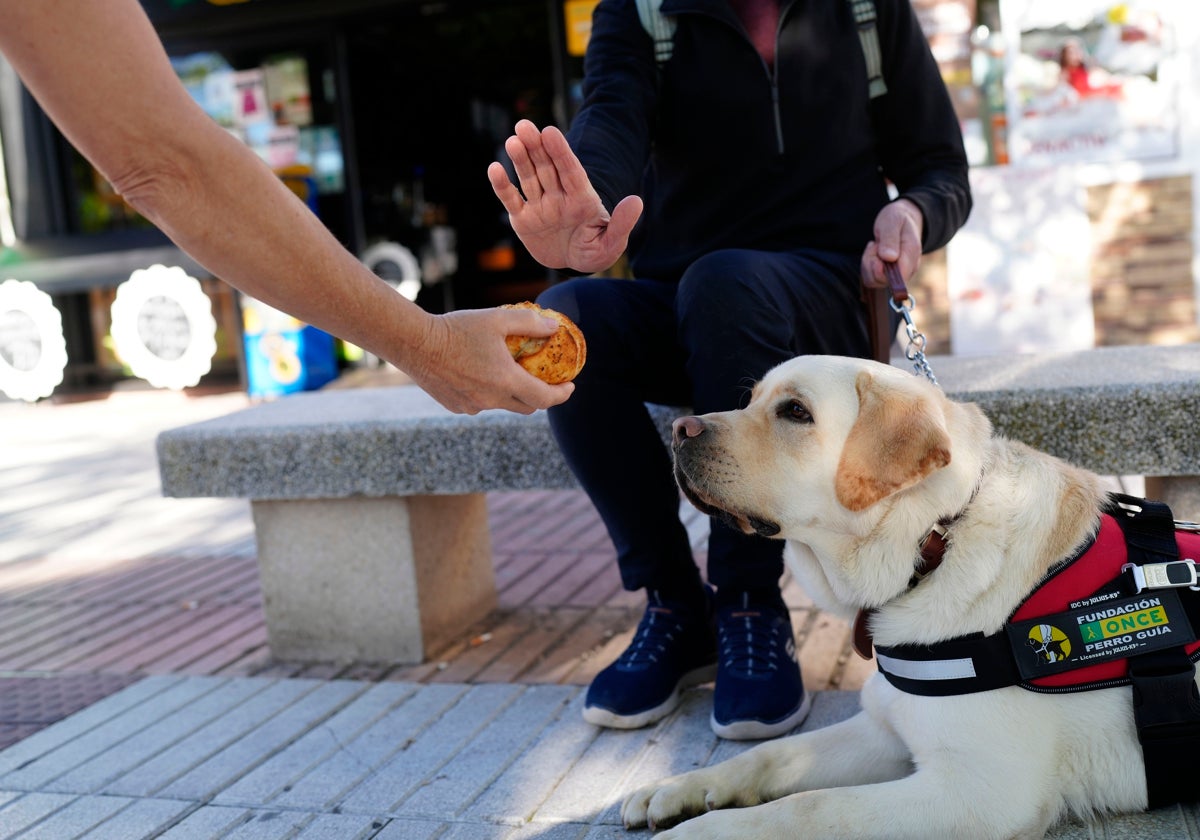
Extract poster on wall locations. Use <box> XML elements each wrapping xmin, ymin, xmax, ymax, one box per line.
<box><xmin>1001</xmin><ymin>0</ymin><xmax>1180</xmax><ymax>166</ymax></box>
<box><xmin>946</xmin><ymin>167</ymin><xmax>1095</xmax><ymax>356</ymax></box>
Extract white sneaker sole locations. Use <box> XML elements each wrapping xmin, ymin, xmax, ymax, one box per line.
<box><xmin>709</xmin><ymin>688</ymin><xmax>813</xmax><ymax>741</ymax></box>
<box><xmin>582</xmin><ymin>663</ymin><xmax>718</xmax><ymax>730</ymax></box>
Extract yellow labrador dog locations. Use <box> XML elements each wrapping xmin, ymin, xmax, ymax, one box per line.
<box><xmin>622</xmin><ymin>355</ymin><xmax>1188</xmax><ymax>839</ymax></box>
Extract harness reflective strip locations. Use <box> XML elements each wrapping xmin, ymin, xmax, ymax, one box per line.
<box><xmin>875</xmin><ymin>653</ymin><xmax>976</xmax><ymax>681</ymax></box>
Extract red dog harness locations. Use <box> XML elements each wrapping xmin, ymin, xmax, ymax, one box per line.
<box><xmin>872</xmin><ymin>495</ymin><xmax>1200</xmax><ymax>808</ymax></box>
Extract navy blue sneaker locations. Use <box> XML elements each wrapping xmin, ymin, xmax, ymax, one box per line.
<box><xmin>583</xmin><ymin>589</ymin><xmax>718</xmax><ymax>730</ymax></box>
<box><xmin>711</xmin><ymin>592</ymin><xmax>811</xmax><ymax>740</ymax></box>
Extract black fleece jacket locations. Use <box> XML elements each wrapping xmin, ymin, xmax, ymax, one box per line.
<box><xmin>567</xmin><ymin>0</ymin><xmax>972</xmax><ymax>282</ymax></box>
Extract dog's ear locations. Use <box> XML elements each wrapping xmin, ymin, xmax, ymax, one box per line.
<box><xmin>835</xmin><ymin>371</ymin><xmax>952</xmax><ymax>512</ymax></box>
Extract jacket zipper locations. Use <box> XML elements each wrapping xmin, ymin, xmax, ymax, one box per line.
<box><xmin>698</xmin><ymin>2</ymin><xmax>791</xmax><ymax>155</ymax></box>
<box><xmin>771</xmin><ymin>81</ymin><xmax>784</xmax><ymax>155</ymax></box>
<box><xmin>769</xmin><ymin>1</ymin><xmax>798</xmax><ymax>155</ymax></box>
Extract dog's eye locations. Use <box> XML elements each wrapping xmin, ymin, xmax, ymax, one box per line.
<box><xmin>778</xmin><ymin>399</ymin><xmax>812</xmax><ymax>424</ymax></box>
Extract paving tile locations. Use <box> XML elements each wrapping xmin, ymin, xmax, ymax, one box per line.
<box><xmin>153</xmin><ymin>680</ymin><xmax>367</xmax><ymax>801</ymax></box>
<box><xmin>291</xmin><ymin>813</ymin><xmax>389</xmax><ymax>840</ymax></box>
<box><xmin>0</xmin><ymin>675</ymin><xmax>209</xmax><ymax>787</ymax></box>
<box><xmin>221</xmin><ymin>808</ymin><xmax>311</xmax><ymax>839</ymax></box>
<box><xmin>153</xmin><ymin>805</ymin><xmax>254</xmax><ymax>839</ymax></box>
<box><xmin>513</xmin><ymin>823</ymin><xmax>593</xmax><ymax>840</ymax></box>
<box><xmin>460</xmin><ymin>689</ymin><xmax>592</xmax><ymax>825</ymax></box>
<box><xmin>396</xmin><ymin>684</ymin><xmax>578</xmax><ymax>821</ymax></box>
<box><xmin>102</xmin><ymin>678</ymin><xmax>326</xmax><ymax>797</ymax></box>
<box><xmin>212</xmin><ymin>681</ymin><xmax>416</xmax><ymax>806</ymax></box>
<box><xmin>0</xmin><ymin>677</ymin><xmax>172</xmax><ymax>776</ymax></box>
<box><xmin>370</xmin><ymin>818</ymin><xmax>444</xmax><ymax>840</ymax></box>
<box><xmin>77</xmin><ymin>797</ymin><xmax>197</xmax><ymax>840</ymax></box>
<box><xmin>0</xmin><ymin>791</ymin><xmax>78</xmax><ymax>836</ymax></box>
<box><xmin>532</xmin><ymin>721</ymin><xmax>663</xmax><ymax>825</ymax></box>
<box><xmin>45</xmin><ymin>677</ymin><xmax>270</xmax><ymax>794</ymax></box>
<box><xmin>13</xmin><ymin>792</ymin><xmax>135</xmax><ymax>840</ymax></box>
<box><xmin>594</xmin><ymin>690</ymin><xmax>718</xmax><ymax>825</ymax></box>
<box><xmin>435</xmin><ymin>824</ymin><xmax>519</xmax><ymax>840</ymax></box>
<box><xmin>338</xmin><ymin>683</ymin><xmax>525</xmax><ymax>815</ymax></box>
<box><xmin>269</xmin><ymin>682</ymin><xmax>469</xmax><ymax>812</ymax></box>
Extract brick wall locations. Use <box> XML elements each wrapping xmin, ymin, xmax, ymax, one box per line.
<box><xmin>1088</xmin><ymin>175</ymin><xmax>1198</xmax><ymax>347</ymax></box>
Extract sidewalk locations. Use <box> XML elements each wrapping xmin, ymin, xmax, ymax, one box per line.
<box><xmin>0</xmin><ymin>380</ymin><xmax>1190</xmax><ymax>838</ymax></box>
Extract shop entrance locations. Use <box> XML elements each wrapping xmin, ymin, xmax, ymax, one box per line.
<box><xmin>346</xmin><ymin>1</ymin><xmax>561</xmax><ymax>313</ymax></box>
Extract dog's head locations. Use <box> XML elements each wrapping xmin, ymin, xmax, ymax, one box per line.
<box><xmin>672</xmin><ymin>356</ymin><xmax>988</xmax><ymax>544</ymax></box>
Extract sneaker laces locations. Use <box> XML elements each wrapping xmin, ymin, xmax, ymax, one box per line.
<box><xmin>719</xmin><ymin>594</ymin><xmax>789</xmax><ymax>678</ymax></box>
<box><xmin>618</xmin><ymin>592</ymin><xmax>687</xmax><ymax>669</ymax></box>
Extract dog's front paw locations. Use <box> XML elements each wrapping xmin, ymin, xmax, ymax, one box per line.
<box><xmin>623</xmin><ymin>772</ymin><xmax>748</xmax><ymax>832</ymax></box>
<box><xmin>622</xmin><ymin>778</ymin><xmax>706</xmax><ymax>831</ymax></box>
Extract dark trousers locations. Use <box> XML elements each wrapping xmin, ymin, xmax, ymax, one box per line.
<box><xmin>537</xmin><ymin>248</ymin><xmax>870</xmax><ymax>601</ymax></box>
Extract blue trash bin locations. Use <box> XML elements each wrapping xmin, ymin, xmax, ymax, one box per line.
<box><xmin>240</xmin><ymin>295</ymin><xmax>338</xmax><ymax>398</ymax></box>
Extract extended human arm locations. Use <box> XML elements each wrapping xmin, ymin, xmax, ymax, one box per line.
<box><xmin>0</xmin><ymin>0</ymin><xmax>570</xmax><ymax>414</ymax></box>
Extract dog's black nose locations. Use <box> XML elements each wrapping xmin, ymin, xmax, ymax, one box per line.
<box><xmin>672</xmin><ymin>415</ymin><xmax>706</xmax><ymax>445</ymax></box>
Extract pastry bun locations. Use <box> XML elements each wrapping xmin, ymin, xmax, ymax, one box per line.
<box><xmin>502</xmin><ymin>301</ymin><xmax>587</xmax><ymax>384</ymax></box>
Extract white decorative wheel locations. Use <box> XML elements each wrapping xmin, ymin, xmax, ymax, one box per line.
<box><xmin>361</xmin><ymin>241</ymin><xmax>422</xmax><ymax>301</ymax></box>
<box><xmin>0</xmin><ymin>279</ymin><xmax>68</xmax><ymax>402</ymax></box>
<box><xmin>110</xmin><ymin>264</ymin><xmax>218</xmax><ymax>390</ymax></box>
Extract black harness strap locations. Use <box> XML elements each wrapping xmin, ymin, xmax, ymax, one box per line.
<box><xmin>1110</xmin><ymin>495</ymin><xmax>1200</xmax><ymax>809</ymax></box>
<box><xmin>1130</xmin><ymin>645</ymin><xmax>1200</xmax><ymax>808</ymax></box>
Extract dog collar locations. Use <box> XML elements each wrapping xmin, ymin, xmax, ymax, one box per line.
<box><xmin>852</xmin><ymin>518</ymin><xmax>953</xmax><ymax>659</ymax></box>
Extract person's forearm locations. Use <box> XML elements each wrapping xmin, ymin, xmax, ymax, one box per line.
<box><xmin>119</xmin><ymin>120</ymin><xmax>434</xmax><ymax>368</ymax></box>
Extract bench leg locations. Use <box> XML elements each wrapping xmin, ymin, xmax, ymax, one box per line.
<box><xmin>1144</xmin><ymin>476</ymin><xmax>1200</xmax><ymax>522</ymax></box>
<box><xmin>250</xmin><ymin>494</ymin><xmax>496</xmax><ymax>664</ymax></box>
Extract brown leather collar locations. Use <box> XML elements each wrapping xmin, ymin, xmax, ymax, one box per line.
<box><xmin>852</xmin><ymin>520</ymin><xmax>952</xmax><ymax>659</ymax></box>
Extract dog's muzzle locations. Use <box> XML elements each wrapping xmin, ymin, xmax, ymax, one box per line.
<box><xmin>671</xmin><ymin>415</ymin><xmax>781</xmax><ymax>538</ymax></box>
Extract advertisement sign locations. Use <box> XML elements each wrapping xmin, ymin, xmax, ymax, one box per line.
<box><xmin>0</xmin><ymin>280</ymin><xmax>68</xmax><ymax>402</ymax></box>
<box><xmin>1002</xmin><ymin>0</ymin><xmax>1180</xmax><ymax>166</ymax></box>
<box><xmin>109</xmin><ymin>265</ymin><xmax>218</xmax><ymax>390</ymax></box>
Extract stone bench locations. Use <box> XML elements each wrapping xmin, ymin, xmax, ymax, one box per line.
<box><xmin>156</xmin><ymin>342</ymin><xmax>1200</xmax><ymax>665</ymax></box>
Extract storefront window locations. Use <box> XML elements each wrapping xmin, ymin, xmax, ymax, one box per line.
<box><xmin>172</xmin><ymin>50</ymin><xmax>345</xmax><ymax>195</ymax></box>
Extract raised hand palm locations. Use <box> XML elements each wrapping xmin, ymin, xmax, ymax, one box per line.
<box><xmin>488</xmin><ymin>121</ymin><xmax>642</xmax><ymax>275</ymax></box>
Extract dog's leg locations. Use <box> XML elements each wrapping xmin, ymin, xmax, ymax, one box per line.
<box><xmin>632</xmin><ymin>715</ymin><xmax>1063</xmax><ymax>840</ymax></box>
<box><xmin>644</xmin><ymin>772</ymin><xmax>1056</xmax><ymax>840</ymax></box>
<box><xmin>622</xmin><ymin>710</ymin><xmax>911</xmax><ymax>831</ymax></box>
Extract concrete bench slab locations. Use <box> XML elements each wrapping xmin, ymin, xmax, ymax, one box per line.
<box><xmin>157</xmin><ymin>343</ymin><xmax>1200</xmax><ymax>664</ymax></box>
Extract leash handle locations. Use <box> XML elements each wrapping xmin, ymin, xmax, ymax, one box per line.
<box><xmin>884</xmin><ymin>261</ymin><xmax>909</xmax><ymax>305</ymax></box>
